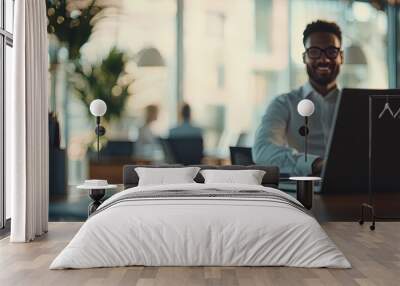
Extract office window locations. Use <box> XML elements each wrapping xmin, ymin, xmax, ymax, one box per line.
<box><xmin>0</xmin><ymin>37</ymin><xmax>3</xmax><ymax>229</ymax></box>
<box><xmin>183</xmin><ymin>0</ymin><xmax>389</xmax><ymax>157</ymax></box>
<box><xmin>48</xmin><ymin>0</ymin><xmax>176</xmax><ymax>189</ymax></box>
<box><xmin>254</xmin><ymin>0</ymin><xmax>273</xmax><ymax>53</ymax></box>
<box><xmin>289</xmin><ymin>0</ymin><xmax>388</xmax><ymax>89</ymax></box>
<box><xmin>5</xmin><ymin>44</ymin><xmax>11</xmax><ymax>220</ymax></box>
<box><xmin>217</xmin><ymin>64</ymin><xmax>225</xmax><ymax>89</ymax></box>
<box><xmin>396</xmin><ymin>5</ymin><xmax>400</xmax><ymax>87</ymax></box>
<box><xmin>1</xmin><ymin>0</ymin><xmax>14</xmax><ymax>228</ymax></box>
<box><xmin>5</xmin><ymin>0</ymin><xmax>13</xmax><ymax>33</ymax></box>
<box><xmin>206</xmin><ymin>11</ymin><xmax>225</xmax><ymax>39</ymax></box>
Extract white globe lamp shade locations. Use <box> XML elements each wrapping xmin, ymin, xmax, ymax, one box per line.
<box><xmin>90</xmin><ymin>99</ymin><xmax>107</xmax><ymax>117</ymax></box>
<box><xmin>297</xmin><ymin>99</ymin><xmax>315</xmax><ymax>117</ymax></box>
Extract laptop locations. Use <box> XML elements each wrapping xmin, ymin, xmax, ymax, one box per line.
<box><xmin>321</xmin><ymin>88</ymin><xmax>400</xmax><ymax>194</ymax></box>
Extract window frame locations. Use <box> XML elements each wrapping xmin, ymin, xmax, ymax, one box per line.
<box><xmin>0</xmin><ymin>0</ymin><xmax>13</xmax><ymax>230</ymax></box>
<box><xmin>387</xmin><ymin>3</ymin><xmax>398</xmax><ymax>88</ymax></box>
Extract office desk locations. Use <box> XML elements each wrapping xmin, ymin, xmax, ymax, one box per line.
<box><xmin>89</xmin><ymin>157</ymin><xmax>152</xmax><ymax>184</ymax></box>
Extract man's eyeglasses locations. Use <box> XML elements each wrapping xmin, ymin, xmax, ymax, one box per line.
<box><xmin>304</xmin><ymin>46</ymin><xmax>341</xmax><ymax>59</ymax></box>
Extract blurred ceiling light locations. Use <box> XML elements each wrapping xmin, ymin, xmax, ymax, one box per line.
<box><xmin>344</xmin><ymin>44</ymin><xmax>367</xmax><ymax>65</ymax></box>
<box><xmin>70</xmin><ymin>10</ymin><xmax>82</xmax><ymax>19</ymax></box>
<box><xmin>48</xmin><ymin>8</ymin><xmax>55</xmax><ymax>17</ymax></box>
<box><xmin>112</xmin><ymin>85</ymin><xmax>123</xmax><ymax>97</ymax></box>
<box><xmin>57</xmin><ymin>16</ymin><xmax>65</xmax><ymax>24</ymax></box>
<box><xmin>352</xmin><ymin>2</ymin><xmax>372</xmax><ymax>22</ymax></box>
<box><xmin>136</xmin><ymin>47</ymin><xmax>165</xmax><ymax>67</ymax></box>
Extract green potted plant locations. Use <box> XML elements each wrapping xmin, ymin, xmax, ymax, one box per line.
<box><xmin>72</xmin><ymin>47</ymin><xmax>134</xmax><ymax>122</ymax></box>
<box><xmin>46</xmin><ymin>0</ymin><xmax>104</xmax><ymax>61</ymax></box>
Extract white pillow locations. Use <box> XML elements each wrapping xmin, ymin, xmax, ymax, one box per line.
<box><xmin>135</xmin><ymin>167</ymin><xmax>201</xmax><ymax>186</ymax></box>
<box><xmin>200</xmin><ymin>169</ymin><xmax>266</xmax><ymax>185</ymax></box>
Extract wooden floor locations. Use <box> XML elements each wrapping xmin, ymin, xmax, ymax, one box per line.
<box><xmin>0</xmin><ymin>222</ymin><xmax>399</xmax><ymax>286</ymax></box>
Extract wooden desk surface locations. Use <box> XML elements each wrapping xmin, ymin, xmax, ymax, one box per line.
<box><xmin>89</xmin><ymin>157</ymin><xmax>152</xmax><ymax>184</ymax></box>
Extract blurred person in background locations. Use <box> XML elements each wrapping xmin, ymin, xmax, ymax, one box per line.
<box><xmin>253</xmin><ymin>20</ymin><xmax>344</xmax><ymax>176</ymax></box>
<box><xmin>169</xmin><ymin>103</ymin><xmax>203</xmax><ymax>139</ymax></box>
<box><xmin>136</xmin><ymin>104</ymin><xmax>161</xmax><ymax>159</ymax></box>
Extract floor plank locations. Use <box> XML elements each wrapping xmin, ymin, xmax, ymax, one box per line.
<box><xmin>0</xmin><ymin>222</ymin><xmax>399</xmax><ymax>286</ymax></box>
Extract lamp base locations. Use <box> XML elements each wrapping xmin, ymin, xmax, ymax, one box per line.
<box><xmin>88</xmin><ymin>189</ymin><xmax>105</xmax><ymax>216</ymax></box>
<box><xmin>296</xmin><ymin>180</ymin><xmax>313</xmax><ymax>210</ymax></box>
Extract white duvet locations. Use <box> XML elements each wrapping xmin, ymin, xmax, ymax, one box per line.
<box><xmin>50</xmin><ymin>183</ymin><xmax>351</xmax><ymax>269</ymax></box>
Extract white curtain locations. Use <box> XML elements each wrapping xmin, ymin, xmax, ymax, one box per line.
<box><xmin>9</xmin><ymin>0</ymin><xmax>49</xmax><ymax>242</ymax></box>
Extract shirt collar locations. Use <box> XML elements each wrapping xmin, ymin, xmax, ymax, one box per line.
<box><xmin>302</xmin><ymin>81</ymin><xmax>340</xmax><ymax>100</ymax></box>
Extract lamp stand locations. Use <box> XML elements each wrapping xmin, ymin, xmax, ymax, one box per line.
<box><xmin>95</xmin><ymin>116</ymin><xmax>106</xmax><ymax>161</ymax></box>
<box><xmin>305</xmin><ymin>116</ymin><xmax>308</xmax><ymax>162</ymax></box>
<box><xmin>298</xmin><ymin>117</ymin><xmax>310</xmax><ymax>162</ymax></box>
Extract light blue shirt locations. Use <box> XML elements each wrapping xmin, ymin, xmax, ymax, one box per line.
<box><xmin>252</xmin><ymin>82</ymin><xmax>339</xmax><ymax>176</ymax></box>
<box><xmin>169</xmin><ymin>122</ymin><xmax>203</xmax><ymax>138</ymax></box>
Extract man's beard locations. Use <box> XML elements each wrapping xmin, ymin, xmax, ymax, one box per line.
<box><xmin>306</xmin><ymin>64</ymin><xmax>340</xmax><ymax>86</ymax></box>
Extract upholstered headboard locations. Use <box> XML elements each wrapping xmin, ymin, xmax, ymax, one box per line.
<box><xmin>123</xmin><ymin>164</ymin><xmax>280</xmax><ymax>189</ymax></box>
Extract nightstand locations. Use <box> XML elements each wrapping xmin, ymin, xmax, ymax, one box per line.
<box><xmin>289</xmin><ymin>177</ymin><xmax>321</xmax><ymax>210</ymax></box>
<box><xmin>77</xmin><ymin>183</ymin><xmax>117</xmax><ymax>216</ymax></box>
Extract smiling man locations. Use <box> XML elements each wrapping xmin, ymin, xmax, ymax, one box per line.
<box><xmin>253</xmin><ymin>20</ymin><xmax>343</xmax><ymax>176</ymax></box>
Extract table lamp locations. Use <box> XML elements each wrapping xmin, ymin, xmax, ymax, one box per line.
<box><xmin>90</xmin><ymin>99</ymin><xmax>107</xmax><ymax>160</ymax></box>
<box><xmin>297</xmin><ymin>99</ymin><xmax>315</xmax><ymax>162</ymax></box>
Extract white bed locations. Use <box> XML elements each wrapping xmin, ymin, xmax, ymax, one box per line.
<box><xmin>50</xmin><ymin>183</ymin><xmax>350</xmax><ymax>269</ymax></box>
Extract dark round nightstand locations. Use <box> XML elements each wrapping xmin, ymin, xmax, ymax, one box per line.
<box><xmin>289</xmin><ymin>176</ymin><xmax>321</xmax><ymax>210</ymax></box>
<box><xmin>77</xmin><ymin>184</ymin><xmax>117</xmax><ymax>216</ymax></box>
